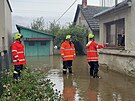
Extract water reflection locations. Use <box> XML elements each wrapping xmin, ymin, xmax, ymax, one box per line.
<box><xmin>86</xmin><ymin>79</ymin><xmax>99</xmax><ymax>101</ymax></box>
<box><xmin>62</xmin><ymin>75</ymin><xmax>76</xmax><ymax>101</ymax></box>
<box><xmin>26</xmin><ymin>55</ymin><xmax>135</xmax><ymax>101</ymax></box>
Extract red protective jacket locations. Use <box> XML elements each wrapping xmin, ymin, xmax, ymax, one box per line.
<box><xmin>11</xmin><ymin>40</ymin><xmax>26</xmax><ymax>65</ymax></box>
<box><xmin>86</xmin><ymin>40</ymin><xmax>103</xmax><ymax>62</ymax></box>
<box><xmin>60</xmin><ymin>40</ymin><xmax>76</xmax><ymax>61</ymax></box>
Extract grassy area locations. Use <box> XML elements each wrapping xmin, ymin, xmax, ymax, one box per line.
<box><xmin>1</xmin><ymin>67</ymin><xmax>61</xmax><ymax>101</ymax></box>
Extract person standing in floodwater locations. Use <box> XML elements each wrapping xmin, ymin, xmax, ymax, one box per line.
<box><xmin>60</xmin><ymin>35</ymin><xmax>76</xmax><ymax>74</ymax></box>
<box><xmin>86</xmin><ymin>33</ymin><xmax>107</xmax><ymax>78</ymax></box>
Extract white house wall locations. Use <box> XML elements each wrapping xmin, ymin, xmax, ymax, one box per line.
<box><xmin>127</xmin><ymin>0</ymin><xmax>135</xmax><ymax>51</ymax></box>
<box><xmin>5</xmin><ymin>0</ymin><xmax>12</xmax><ymax>51</ymax></box>
<box><xmin>99</xmin><ymin>1</ymin><xmax>135</xmax><ymax>51</ymax></box>
<box><xmin>0</xmin><ymin>0</ymin><xmax>5</xmax><ymax>50</ymax></box>
<box><xmin>97</xmin><ymin>0</ymin><xmax>135</xmax><ymax>77</ymax></box>
<box><xmin>76</xmin><ymin>10</ymin><xmax>92</xmax><ymax>32</ymax></box>
<box><xmin>0</xmin><ymin>0</ymin><xmax>12</xmax><ymax>51</ymax></box>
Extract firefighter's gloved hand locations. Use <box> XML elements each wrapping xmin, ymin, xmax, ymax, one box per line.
<box><xmin>103</xmin><ymin>43</ymin><xmax>109</xmax><ymax>47</ymax></box>
<box><xmin>73</xmin><ymin>54</ymin><xmax>76</xmax><ymax>59</ymax></box>
<box><xmin>61</xmin><ymin>55</ymin><xmax>64</xmax><ymax>59</ymax></box>
<box><xmin>86</xmin><ymin>41</ymin><xmax>91</xmax><ymax>47</ymax></box>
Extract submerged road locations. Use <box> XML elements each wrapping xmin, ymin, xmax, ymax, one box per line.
<box><xmin>27</xmin><ymin>55</ymin><xmax>135</xmax><ymax>101</ymax></box>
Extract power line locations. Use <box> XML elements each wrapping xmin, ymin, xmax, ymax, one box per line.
<box><xmin>56</xmin><ymin>0</ymin><xmax>78</xmax><ymax>23</ymax></box>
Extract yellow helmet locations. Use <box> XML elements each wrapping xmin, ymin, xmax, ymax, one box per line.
<box><xmin>88</xmin><ymin>33</ymin><xmax>94</xmax><ymax>39</ymax></box>
<box><xmin>66</xmin><ymin>35</ymin><xmax>71</xmax><ymax>39</ymax></box>
<box><xmin>15</xmin><ymin>33</ymin><xmax>23</xmax><ymax>40</ymax></box>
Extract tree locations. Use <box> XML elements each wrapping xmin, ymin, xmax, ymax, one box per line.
<box><xmin>54</xmin><ymin>24</ymin><xmax>88</xmax><ymax>55</ymax></box>
<box><xmin>31</xmin><ymin>17</ymin><xmax>45</xmax><ymax>31</ymax></box>
<box><xmin>47</xmin><ymin>20</ymin><xmax>60</xmax><ymax>35</ymax></box>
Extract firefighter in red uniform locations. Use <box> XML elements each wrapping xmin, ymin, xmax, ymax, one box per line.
<box><xmin>86</xmin><ymin>33</ymin><xmax>107</xmax><ymax>78</ymax></box>
<box><xmin>60</xmin><ymin>35</ymin><xmax>76</xmax><ymax>74</ymax></box>
<box><xmin>11</xmin><ymin>33</ymin><xmax>26</xmax><ymax>80</ymax></box>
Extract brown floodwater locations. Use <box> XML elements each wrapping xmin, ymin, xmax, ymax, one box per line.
<box><xmin>26</xmin><ymin>55</ymin><xmax>135</xmax><ymax>101</ymax></box>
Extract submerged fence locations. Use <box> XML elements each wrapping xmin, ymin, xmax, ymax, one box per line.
<box><xmin>0</xmin><ymin>50</ymin><xmax>10</xmax><ymax>96</ymax></box>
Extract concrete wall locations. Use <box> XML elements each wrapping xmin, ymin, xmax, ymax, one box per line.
<box><xmin>5</xmin><ymin>0</ymin><xmax>12</xmax><ymax>51</ymax></box>
<box><xmin>99</xmin><ymin>49</ymin><xmax>135</xmax><ymax>77</ymax></box>
<box><xmin>97</xmin><ymin>0</ymin><xmax>135</xmax><ymax>77</ymax></box>
<box><xmin>76</xmin><ymin>10</ymin><xmax>90</xmax><ymax>30</ymax></box>
<box><xmin>0</xmin><ymin>0</ymin><xmax>12</xmax><ymax>51</ymax></box>
<box><xmin>0</xmin><ymin>0</ymin><xmax>5</xmax><ymax>50</ymax></box>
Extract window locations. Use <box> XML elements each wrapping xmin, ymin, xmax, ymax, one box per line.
<box><xmin>106</xmin><ymin>18</ymin><xmax>125</xmax><ymax>48</ymax></box>
<box><xmin>40</xmin><ymin>41</ymin><xmax>46</xmax><ymax>46</ymax></box>
<box><xmin>106</xmin><ymin>24</ymin><xmax>116</xmax><ymax>46</ymax></box>
<box><xmin>29</xmin><ymin>42</ymin><xmax>35</xmax><ymax>46</ymax></box>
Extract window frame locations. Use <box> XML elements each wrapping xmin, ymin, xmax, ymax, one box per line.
<box><xmin>105</xmin><ymin>18</ymin><xmax>125</xmax><ymax>49</ymax></box>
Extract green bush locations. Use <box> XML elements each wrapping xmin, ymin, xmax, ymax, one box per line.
<box><xmin>1</xmin><ymin>68</ymin><xmax>61</xmax><ymax>101</ymax></box>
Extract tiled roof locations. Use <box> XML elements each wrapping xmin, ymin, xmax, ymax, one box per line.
<box><xmin>74</xmin><ymin>4</ymin><xmax>108</xmax><ymax>31</ymax></box>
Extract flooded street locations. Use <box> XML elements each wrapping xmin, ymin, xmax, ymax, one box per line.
<box><xmin>27</xmin><ymin>56</ymin><xmax>135</xmax><ymax>101</ymax></box>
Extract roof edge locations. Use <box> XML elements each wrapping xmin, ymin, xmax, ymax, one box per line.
<box><xmin>94</xmin><ymin>0</ymin><xmax>132</xmax><ymax>18</ymax></box>
<box><xmin>73</xmin><ymin>4</ymin><xmax>80</xmax><ymax>23</ymax></box>
<box><xmin>16</xmin><ymin>25</ymin><xmax>55</xmax><ymax>37</ymax></box>
<box><xmin>7</xmin><ymin>0</ymin><xmax>12</xmax><ymax>12</ymax></box>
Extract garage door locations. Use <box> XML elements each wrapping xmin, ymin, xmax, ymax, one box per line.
<box><xmin>24</xmin><ymin>41</ymin><xmax>50</xmax><ymax>56</ymax></box>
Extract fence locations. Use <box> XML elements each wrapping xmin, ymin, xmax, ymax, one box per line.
<box><xmin>0</xmin><ymin>50</ymin><xmax>10</xmax><ymax>96</ymax></box>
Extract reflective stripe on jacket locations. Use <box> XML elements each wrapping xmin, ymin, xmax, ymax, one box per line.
<box><xmin>86</xmin><ymin>41</ymin><xmax>103</xmax><ymax>62</ymax></box>
<box><xmin>60</xmin><ymin>41</ymin><xmax>76</xmax><ymax>61</ymax></box>
<box><xmin>11</xmin><ymin>40</ymin><xmax>26</xmax><ymax>65</ymax></box>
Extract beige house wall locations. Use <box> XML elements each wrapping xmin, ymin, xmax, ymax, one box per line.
<box><xmin>75</xmin><ymin>10</ymin><xmax>99</xmax><ymax>43</ymax></box>
<box><xmin>97</xmin><ymin>0</ymin><xmax>135</xmax><ymax>77</ymax></box>
<box><xmin>5</xmin><ymin>0</ymin><xmax>12</xmax><ymax>51</ymax></box>
<box><xmin>0</xmin><ymin>0</ymin><xmax>12</xmax><ymax>51</ymax></box>
<box><xmin>0</xmin><ymin>0</ymin><xmax>5</xmax><ymax>51</ymax></box>
<box><xmin>75</xmin><ymin>10</ymin><xmax>91</xmax><ymax>31</ymax></box>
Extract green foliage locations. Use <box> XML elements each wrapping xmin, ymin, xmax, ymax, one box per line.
<box><xmin>31</xmin><ymin>17</ymin><xmax>45</xmax><ymax>31</ymax></box>
<box><xmin>45</xmin><ymin>20</ymin><xmax>61</xmax><ymax>35</ymax></box>
<box><xmin>1</xmin><ymin>68</ymin><xmax>61</xmax><ymax>101</ymax></box>
<box><xmin>54</xmin><ymin>24</ymin><xmax>88</xmax><ymax>55</ymax></box>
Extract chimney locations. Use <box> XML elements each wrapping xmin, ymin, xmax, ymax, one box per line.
<box><xmin>115</xmin><ymin>0</ymin><xmax>118</xmax><ymax>5</ymax></box>
<box><xmin>82</xmin><ymin>0</ymin><xmax>87</xmax><ymax>8</ymax></box>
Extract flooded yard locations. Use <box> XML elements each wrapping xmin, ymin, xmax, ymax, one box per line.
<box><xmin>26</xmin><ymin>55</ymin><xmax>135</xmax><ymax>101</ymax></box>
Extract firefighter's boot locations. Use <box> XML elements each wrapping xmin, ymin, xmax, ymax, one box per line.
<box><xmin>63</xmin><ymin>69</ymin><xmax>67</xmax><ymax>74</ymax></box>
<box><xmin>93</xmin><ymin>73</ymin><xmax>100</xmax><ymax>78</ymax></box>
<box><xmin>68</xmin><ymin>67</ymin><xmax>72</xmax><ymax>74</ymax></box>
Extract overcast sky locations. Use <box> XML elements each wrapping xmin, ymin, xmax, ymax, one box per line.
<box><xmin>10</xmin><ymin>0</ymin><xmax>100</xmax><ymax>32</ymax></box>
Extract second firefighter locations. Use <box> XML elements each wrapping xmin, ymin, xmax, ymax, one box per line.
<box><xmin>60</xmin><ymin>35</ymin><xmax>76</xmax><ymax>74</ymax></box>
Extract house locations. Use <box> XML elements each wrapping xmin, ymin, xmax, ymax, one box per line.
<box><xmin>0</xmin><ymin>0</ymin><xmax>12</xmax><ymax>96</ymax></box>
<box><xmin>94</xmin><ymin>0</ymin><xmax>135</xmax><ymax>77</ymax></box>
<box><xmin>16</xmin><ymin>25</ymin><xmax>55</xmax><ymax>56</ymax></box>
<box><xmin>0</xmin><ymin>0</ymin><xmax>12</xmax><ymax>52</ymax></box>
<box><xmin>73</xmin><ymin>0</ymin><xmax>108</xmax><ymax>43</ymax></box>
